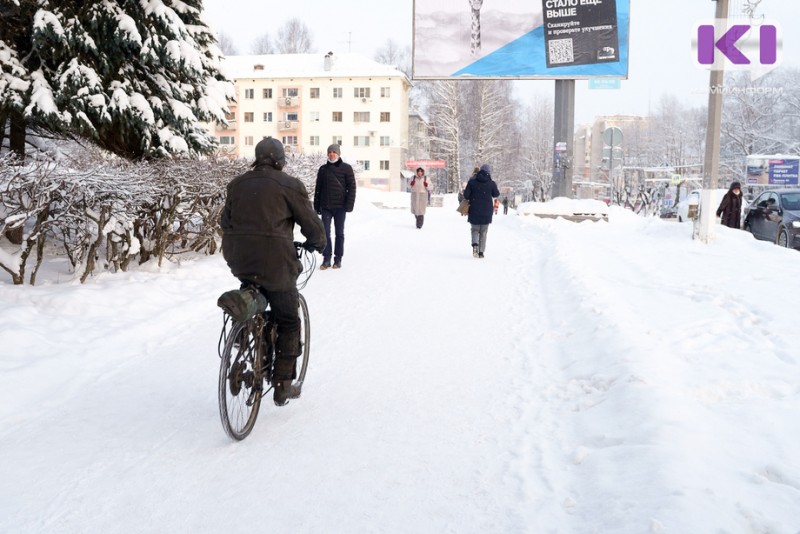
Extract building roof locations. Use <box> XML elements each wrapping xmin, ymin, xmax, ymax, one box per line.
<box><xmin>221</xmin><ymin>53</ymin><xmax>409</xmax><ymax>82</ymax></box>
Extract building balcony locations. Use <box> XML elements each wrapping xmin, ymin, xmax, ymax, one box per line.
<box><xmin>278</xmin><ymin>96</ymin><xmax>300</xmax><ymax>108</ymax></box>
<box><xmin>278</xmin><ymin>120</ymin><xmax>298</xmax><ymax>131</ymax></box>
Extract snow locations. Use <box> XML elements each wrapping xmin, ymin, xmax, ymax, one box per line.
<box><xmin>1</xmin><ymin>189</ymin><xmax>799</xmax><ymax>532</ymax></box>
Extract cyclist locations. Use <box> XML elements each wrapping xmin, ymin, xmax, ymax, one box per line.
<box><xmin>220</xmin><ymin>136</ymin><xmax>326</xmax><ymax>406</ymax></box>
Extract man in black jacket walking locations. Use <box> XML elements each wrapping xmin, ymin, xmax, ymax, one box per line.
<box><xmin>314</xmin><ymin>144</ymin><xmax>356</xmax><ymax>269</ymax></box>
<box><xmin>221</xmin><ymin>137</ymin><xmax>326</xmax><ymax>406</ymax></box>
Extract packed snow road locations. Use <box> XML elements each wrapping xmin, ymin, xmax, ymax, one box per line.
<box><xmin>1</xmin><ymin>191</ymin><xmax>798</xmax><ymax>533</ymax></box>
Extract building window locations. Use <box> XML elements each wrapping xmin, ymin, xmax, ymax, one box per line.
<box><xmin>310</xmin><ymin>111</ymin><xmax>320</xmax><ymax>122</ymax></box>
<box><xmin>380</xmin><ymin>112</ymin><xmax>390</xmax><ymax>122</ymax></box>
<box><xmin>244</xmin><ymin>112</ymin><xmax>254</xmax><ymax>123</ymax></box>
<box><xmin>282</xmin><ymin>136</ymin><xmax>298</xmax><ymax>145</ymax></box>
<box><xmin>333</xmin><ymin>87</ymin><xmax>343</xmax><ymax>98</ymax></box>
<box><xmin>353</xmin><ymin>112</ymin><xmax>370</xmax><ymax>123</ymax></box>
<box><xmin>380</xmin><ymin>160</ymin><xmax>390</xmax><ymax>170</ymax></box>
<box><xmin>284</xmin><ymin>112</ymin><xmax>298</xmax><ymax>121</ymax></box>
<box><xmin>225</xmin><ymin>112</ymin><xmax>236</xmax><ymax>121</ymax></box>
<box><xmin>332</xmin><ymin>136</ymin><xmax>342</xmax><ymax>146</ymax></box>
<box><xmin>380</xmin><ymin>87</ymin><xmax>391</xmax><ymax>98</ymax></box>
<box><xmin>219</xmin><ymin>136</ymin><xmax>235</xmax><ymax>145</ymax></box>
<box><xmin>244</xmin><ymin>88</ymin><xmax>254</xmax><ymax>99</ymax></box>
<box><xmin>380</xmin><ymin>136</ymin><xmax>390</xmax><ymax>146</ymax></box>
<box><xmin>245</xmin><ymin>136</ymin><xmax>254</xmax><ymax>146</ymax></box>
<box><xmin>263</xmin><ymin>112</ymin><xmax>273</xmax><ymax>122</ymax></box>
<box><xmin>354</xmin><ymin>87</ymin><xmax>371</xmax><ymax>98</ymax></box>
<box><xmin>263</xmin><ymin>88</ymin><xmax>272</xmax><ymax>98</ymax></box>
<box><xmin>353</xmin><ymin>136</ymin><xmax>370</xmax><ymax>147</ymax></box>
<box><xmin>332</xmin><ymin>111</ymin><xmax>342</xmax><ymax>122</ymax></box>
<box><xmin>310</xmin><ymin>136</ymin><xmax>320</xmax><ymax>146</ymax></box>
<box><xmin>310</xmin><ymin>88</ymin><xmax>320</xmax><ymax>98</ymax></box>
<box><xmin>357</xmin><ymin>160</ymin><xmax>371</xmax><ymax>171</ymax></box>
<box><xmin>282</xmin><ymin>88</ymin><xmax>299</xmax><ymax>97</ymax></box>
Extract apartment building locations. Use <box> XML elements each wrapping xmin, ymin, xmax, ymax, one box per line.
<box><xmin>213</xmin><ymin>52</ymin><xmax>411</xmax><ymax>191</ymax></box>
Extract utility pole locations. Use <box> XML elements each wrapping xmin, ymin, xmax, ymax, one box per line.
<box><xmin>698</xmin><ymin>0</ymin><xmax>729</xmax><ymax>242</ymax></box>
<box><xmin>551</xmin><ymin>80</ymin><xmax>575</xmax><ymax>199</ymax></box>
<box><xmin>703</xmin><ymin>0</ymin><xmax>728</xmax><ymax>190</ymax></box>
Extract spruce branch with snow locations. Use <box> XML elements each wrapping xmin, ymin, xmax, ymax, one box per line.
<box><xmin>0</xmin><ymin>0</ymin><xmax>234</xmax><ymax>160</ymax></box>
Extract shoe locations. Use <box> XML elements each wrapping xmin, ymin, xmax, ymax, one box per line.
<box><xmin>320</xmin><ymin>261</ymin><xmax>331</xmax><ymax>270</ymax></box>
<box><xmin>472</xmin><ymin>244</ymin><xmax>478</xmax><ymax>258</ymax></box>
<box><xmin>478</xmin><ymin>252</ymin><xmax>484</xmax><ymax>258</ymax></box>
<box><xmin>273</xmin><ymin>380</ymin><xmax>301</xmax><ymax>406</ymax></box>
<box><xmin>332</xmin><ymin>260</ymin><xmax>341</xmax><ymax>269</ymax></box>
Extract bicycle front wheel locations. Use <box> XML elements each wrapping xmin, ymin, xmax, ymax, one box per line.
<box><xmin>218</xmin><ymin>320</ymin><xmax>263</xmax><ymax>440</ymax></box>
<box><xmin>295</xmin><ymin>294</ymin><xmax>310</xmax><ymax>386</ymax></box>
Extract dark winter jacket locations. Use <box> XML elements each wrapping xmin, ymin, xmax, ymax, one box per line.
<box><xmin>314</xmin><ymin>158</ymin><xmax>356</xmax><ymax>212</ymax></box>
<box><xmin>221</xmin><ymin>163</ymin><xmax>326</xmax><ymax>291</ymax></box>
<box><xmin>716</xmin><ymin>187</ymin><xmax>743</xmax><ymax>229</ymax></box>
<box><xmin>464</xmin><ymin>170</ymin><xmax>500</xmax><ymax>225</ymax></box>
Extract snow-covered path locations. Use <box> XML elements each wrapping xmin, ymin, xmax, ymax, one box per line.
<box><xmin>1</xmin><ymin>192</ymin><xmax>799</xmax><ymax>533</ymax></box>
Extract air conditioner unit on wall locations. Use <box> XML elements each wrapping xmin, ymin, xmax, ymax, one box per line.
<box><xmin>285</xmin><ymin>97</ymin><xmax>292</xmax><ymax>105</ymax></box>
<box><xmin>284</xmin><ymin>121</ymin><xmax>291</xmax><ymax>128</ymax></box>
<box><xmin>361</xmin><ymin>97</ymin><xmax>367</xmax><ymax>103</ymax></box>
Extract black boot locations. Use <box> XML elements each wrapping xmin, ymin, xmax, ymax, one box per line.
<box><xmin>273</xmin><ymin>379</ymin><xmax>301</xmax><ymax>406</ymax></box>
<box><xmin>273</xmin><ymin>330</ymin><xmax>301</xmax><ymax>406</ymax></box>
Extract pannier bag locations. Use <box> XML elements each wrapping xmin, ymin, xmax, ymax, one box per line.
<box><xmin>217</xmin><ymin>287</ymin><xmax>267</xmax><ymax>322</ymax></box>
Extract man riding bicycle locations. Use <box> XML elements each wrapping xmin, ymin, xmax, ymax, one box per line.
<box><xmin>220</xmin><ymin>136</ymin><xmax>326</xmax><ymax>406</ymax></box>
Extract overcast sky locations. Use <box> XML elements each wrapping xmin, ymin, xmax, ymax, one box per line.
<box><xmin>201</xmin><ymin>0</ymin><xmax>798</xmax><ymax>125</ymax></box>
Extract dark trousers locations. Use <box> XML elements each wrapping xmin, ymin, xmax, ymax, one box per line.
<box><xmin>321</xmin><ymin>208</ymin><xmax>346</xmax><ymax>262</ymax></box>
<box><xmin>415</xmin><ymin>215</ymin><xmax>424</xmax><ymax>228</ymax></box>
<box><xmin>246</xmin><ymin>284</ymin><xmax>301</xmax><ymax>380</ymax></box>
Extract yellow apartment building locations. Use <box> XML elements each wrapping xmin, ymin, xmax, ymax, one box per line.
<box><xmin>213</xmin><ymin>52</ymin><xmax>411</xmax><ymax>191</ymax></box>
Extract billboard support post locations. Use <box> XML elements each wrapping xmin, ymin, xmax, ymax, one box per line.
<box><xmin>551</xmin><ymin>79</ymin><xmax>575</xmax><ymax>199</ymax></box>
<box><xmin>700</xmin><ymin>0</ymin><xmax>729</xmax><ymax>243</ymax></box>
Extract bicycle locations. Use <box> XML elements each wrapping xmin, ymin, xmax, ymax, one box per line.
<box><xmin>216</xmin><ymin>241</ymin><xmax>316</xmax><ymax>441</ymax></box>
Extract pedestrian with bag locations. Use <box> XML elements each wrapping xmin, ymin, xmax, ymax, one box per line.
<box><xmin>410</xmin><ymin>167</ymin><xmax>429</xmax><ymax>229</ymax></box>
<box><xmin>314</xmin><ymin>144</ymin><xmax>356</xmax><ymax>269</ymax></box>
<box><xmin>463</xmin><ymin>163</ymin><xmax>499</xmax><ymax>258</ymax></box>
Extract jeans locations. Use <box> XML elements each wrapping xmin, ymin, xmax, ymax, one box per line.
<box><xmin>321</xmin><ymin>208</ymin><xmax>346</xmax><ymax>262</ymax></box>
<box><xmin>470</xmin><ymin>224</ymin><xmax>489</xmax><ymax>253</ymax></box>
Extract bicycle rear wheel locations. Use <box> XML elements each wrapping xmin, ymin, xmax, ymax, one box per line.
<box><xmin>295</xmin><ymin>294</ymin><xmax>310</xmax><ymax>386</ymax></box>
<box><xmin>218</xmin><ymin>320</ymin><xmax>263</xmax><ymax>440</ymax></box>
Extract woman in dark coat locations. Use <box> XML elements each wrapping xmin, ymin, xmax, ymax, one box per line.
<box><xmin>463</xmin><ymin>163</ymin><xmax>500</xmax><ymax>258</ymax></box>
<box><xmin>716</xmin><ymin>181</ymin><xmax>743</xmax><ymax>229</ymax></box>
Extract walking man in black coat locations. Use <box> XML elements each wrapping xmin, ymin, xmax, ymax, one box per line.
<box><xmin>314</xmin><ymin>144</ymin><xmax>356</xmax><ymax>269</ymax></box>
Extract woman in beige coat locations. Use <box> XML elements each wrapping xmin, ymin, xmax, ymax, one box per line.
<box><xmin>410</xmin><ymin>167</ymin><xmax>429</xmax><ymax>229</ymax></box>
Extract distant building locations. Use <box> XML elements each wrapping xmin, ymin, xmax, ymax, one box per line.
<box><xmin>212</xmin><ymin>52</ymin><xmax>411</xmax><ymax>191</ymax></box>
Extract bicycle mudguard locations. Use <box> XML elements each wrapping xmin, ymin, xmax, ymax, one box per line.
<box><xmin>217</xmin><ymin>287</ymin><xmax>267</xmax><ymax>323</ymax></box>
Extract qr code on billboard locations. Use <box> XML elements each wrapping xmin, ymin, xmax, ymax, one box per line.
<box><xmin>548</xmin><ymin>38</ymin><xmax>574</xmax><ymax>64</ymax></box>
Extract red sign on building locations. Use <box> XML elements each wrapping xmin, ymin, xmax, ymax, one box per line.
<box><xmin>406</xmin><ymin>159</ymin><xmax>446</xmax><ymax>169</ymax></box>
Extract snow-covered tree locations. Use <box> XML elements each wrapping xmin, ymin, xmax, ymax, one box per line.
<box><xmin>374</xmin><ymin>39</ymin><xmax>410</xmax><ymax>78</ymax></box>
<box><xmin>275</xmin><ymin>18</ymin><xmax>313</xmax><ymax>54</ymax></box>
<box><xmin>0</xmin><ymin>0</ymin><xmax>234</xmax><ymax>160</ymax></box>
<box><xmin>217</xmin><ymin>32</ymin><xmax>239</xmax><ymax>56</ymax></box>
<box><xmin>428</xmin><ymin>81</ymin><xmax>462</xmax><ymax>193</ymax></box>
<box><xmin>251</xmin><ymin>33</ymin><xmax>275</xmax><ymax>55</ymax></box>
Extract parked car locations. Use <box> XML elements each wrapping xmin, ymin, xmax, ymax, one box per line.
<box><xmin>675</xmin><ymin>189</ymin><xmax>728</xmax><ymax>222</ymax></box>
<box><xmin>743</xmin><ymin>189</ymin><xmax>800</xmax><ymax>249</ymax></box>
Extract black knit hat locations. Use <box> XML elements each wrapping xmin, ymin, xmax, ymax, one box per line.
<box><xmin>730</xmin><ymin>181</ymin><xmax>741</xmax><ymax>190</ymax></box>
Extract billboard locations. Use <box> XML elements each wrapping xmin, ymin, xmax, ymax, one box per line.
<box><xmin>412</xmin><ymin>0</ymin><xmax>629</xmax><ymax>79</ymax></box>
<box><xmin>746</xmin><ymin>156</ymin><xmax>800</xmax><ymax>186</ymax></box>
